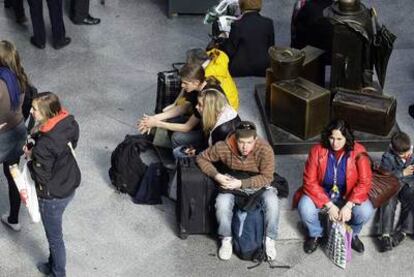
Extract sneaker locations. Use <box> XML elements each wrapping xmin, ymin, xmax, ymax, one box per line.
<box><xmin>378</xmin><ymin>235</ymin><xmax>392</xmax><ymax>252</ymax></box>
<box><xmin>392</xmin><ymin>231</ymin><xmax>406</xmax><ymax>247</ymax></box>
<box><xmin>265</xmin><ymin>236</ymin><xmax>277</xmax><ymax>260</ymax></box>
<box><xmin>218</xmin><ymin>237</ymin><xmax>232</xmax><ymax>260</ymax></box>
<box><xmin>1</xmin><ymin>214</ymin><xmax>21</xmax><ymax>232</ymax></box>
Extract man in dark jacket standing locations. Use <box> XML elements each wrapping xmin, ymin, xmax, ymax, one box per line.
<box><xmin>70</xmin><ymin>0</ymin><xmax>100</xmax><ymax>25</ymax></box>
<box><xmin>220</xmin><ymin>0</ymin><xmax>274</xmax><ymax>77</ymax></box>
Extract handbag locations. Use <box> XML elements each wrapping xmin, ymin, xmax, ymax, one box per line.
<box><xmin>9</xmin><ymin>162</ymin><xmax>41</xmax><ymax>223</ymax></box>
<box><xmin>356</xmin><ymin>152</ymin><xmax>400</xmax><ymax>208</ymax></box>
<box><xmin>152</xmin><ymin>127</ymin><xmax>172</xmax><ymax>149</ymax></box>
<box><xmin>326</xmin><ymin>222</ymin><xmax>352</xmax><ymax>269</ymax></box>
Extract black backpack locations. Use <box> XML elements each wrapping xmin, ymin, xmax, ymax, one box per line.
<box><xmin>133</xmin><ymin>162</ymin><xmax>169</xmax><ymax>205</ymax></box>
<box><xmin>232</xmin><ymin>204</ymin><xmax>265</xmax><ymax>263</ymax></box>
<box><xmin>109</xmin><ymin>135</ymin><xmax>149</xmax><ymax>196</ymax></box>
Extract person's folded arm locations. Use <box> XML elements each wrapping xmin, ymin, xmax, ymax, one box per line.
<box><xmin>156</xmin><ymin>114</ymin><xmax>199</xmax><ymax>133</ymax></box>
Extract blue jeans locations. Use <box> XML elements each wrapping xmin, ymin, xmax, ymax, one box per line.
<box><xmin>0</xmin><ymin>120</ymin><xmax>26</xmax><ymax>162</ymax></box>
<box><xmin>171</xmin><ymin>129</ymin><xmax>204</xmax><ymax>149</ymax></box>
<box><xmin>215</xmin><ymin>187</ymin><xmax>280</xmax><ymax>239</ymax></box>
<box><xmin>39</xmin><ymin>192</ymin><xmax>75</xmax><ymax>277</ymax></box>
<box><xmin>298</xmin><ymin>195</ymin><xmax>374</xmax><ymax>237</ymax></box>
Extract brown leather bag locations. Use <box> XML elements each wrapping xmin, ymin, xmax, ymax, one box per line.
<box><xmin>332</xmin><ymin>88</ymin><xmax>396</xmax><ymax>136</ymax></box>
<box><xmin>356</xmin><ymin>152</ymin><xmax>400</xmax><ymax>208</ymax></box>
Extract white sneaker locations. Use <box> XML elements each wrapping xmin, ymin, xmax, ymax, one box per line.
<box><xmin>265</xmin><ymin>236</ymin><xmax>277</xmax><ymax>260</ymax></box>
<box><xmin>218</xmin><ymin>237</ymin><xmax>232</xmax><ymax>260</ymax></box>
<box><xmin>1</xmin><ymin>214</ymin><xmax>21</xmax><ymax>232</ymax></box>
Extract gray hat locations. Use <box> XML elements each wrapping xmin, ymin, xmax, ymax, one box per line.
<box><xmin>186</xmin><ymin>48</ymin><xmax>209</xmax><ymax>65</ymax></box>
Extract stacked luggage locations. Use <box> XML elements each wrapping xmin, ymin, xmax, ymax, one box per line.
<box><xmin>266</xmin><ymin>43</ymin><xmax>397</xmax><ymax>139</ymax></box>
<box><xmin>267</xmin><ymin>46</ymin><xmax>331</xmax><ymax>140</ymax></box>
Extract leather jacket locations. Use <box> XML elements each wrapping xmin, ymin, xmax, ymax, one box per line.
<box><xmin>293</xmin><ymin>142</ymin><xmax>372</xmax><ymax>208</ymax></box>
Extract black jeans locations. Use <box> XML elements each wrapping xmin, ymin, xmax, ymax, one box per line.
<box><xmin>5</xmin><ymin>0</ymin><xmax>25</xmax><ymax>19</ymax></box>
<box><xmin>3</xmin><ymin>158</ymin><xmax>21</xmax><ymax>224</ymax></box>
<box><xmin>379</xmin><ymin>184</ymin><xmax>414</xmax><ymax>234</ymax></box>
<box><xmin>27</xmin><ymin>0</ymin><xmax>66</xmax><ymax>44</ymax></box>
<box><xmin>70</xmin><ymin>0</ymin><xmax>90</xmax><ymax>22</ymax></box>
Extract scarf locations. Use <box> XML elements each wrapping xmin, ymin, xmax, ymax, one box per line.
<box><xmin>0</xmin><ymin>67</ymin><xmax>21</xmax><ymax>111</ymax></box>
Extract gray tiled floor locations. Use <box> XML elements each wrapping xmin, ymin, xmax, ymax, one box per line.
<box><xmin>1</xmin><ymin>0</ymin><xmax>414</xmax><ymax>276</ymax></box>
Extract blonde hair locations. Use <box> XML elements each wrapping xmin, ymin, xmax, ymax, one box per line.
<box><xmin>33</xmin><ymin>92</ymin><xmax>62</xmax><ymax>122</ymax></box>
<box><xmin>0</xmin><ymin>40</ymin><xmax>28</xmax><ymax>93</ymax></box>
<box><xmin>198</xmin><ymin>88</ymin><xmax>228</xmax><ymax>134</ymax></box>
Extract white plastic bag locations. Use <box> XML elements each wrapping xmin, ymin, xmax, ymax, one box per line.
<box><xmin>326</xmin><ymin>222</ymin><xmax>352</xmax><ymax>269</ymax></box>
<box><xmin>9</xmin><ymin>163</ymin><xmax>41</xmax><ymax>223</ymax></box>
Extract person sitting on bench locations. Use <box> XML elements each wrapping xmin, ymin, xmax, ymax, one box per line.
<box><xmin>196</xmin><ymin>121</ymin><xmax>279</xmax><ymax>260</ymax></box>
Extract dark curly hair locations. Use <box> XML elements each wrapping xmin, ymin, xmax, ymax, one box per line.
<box><xmin>320</xmin><ymin>119</ymin><xmax>355</xmax><ymax>152</ymax></box>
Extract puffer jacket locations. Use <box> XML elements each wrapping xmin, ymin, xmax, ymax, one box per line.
<box><xmin>292</xmin><ymin>142</ymin><xmax>372</xmax><ymax>209</ymax></box>
<box><xmin>29</xmin><ymin>109</ymin><xmax>81</xmax><ymax>199</ymax></box>
<box><xmin>205</xmin><ymin>49</ymin><xmax>239</xmax><ymax>110</ymax></box>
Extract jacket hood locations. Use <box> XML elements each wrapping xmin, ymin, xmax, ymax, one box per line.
<box><xmin>225</xmin><ymin>133</ymin><xmax>240</xmax><ymax>156</ymax></box>
<box><xmin>40</xmin><ymin>109</ymin><xmax>78</xmax><ymax>144</ymax></box>
<box><xmin>206</xmin><ymin>49</ymin><xmax>230</xmax><ymax>78</ymax></box>
<box><xmin>40</xmin><ymin>108</ymin><xmax>69</xmax><ymax>133</ymax></box>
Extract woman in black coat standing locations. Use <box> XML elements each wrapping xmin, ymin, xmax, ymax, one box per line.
<box><xmin>25</xmin><ymin>92</ymin><xmax>80</xmax><ymax>276</ymax></box>
<box><xmin>220</xmin><ymin>0</ymin><xmax>275</xmax><ymax>77</ymax></box>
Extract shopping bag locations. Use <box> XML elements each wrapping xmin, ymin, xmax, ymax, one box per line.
<box><xmin>325</xmin><ymin>222</ymin><xmax>352</xmax><ymax>269</ymax></box>
<box><xmin>9</xmin><ymin>163</ymin><xmax>41</xmax><ymax>223</ymax></box>
<box><xmin>152</xmin><ymin>127</ymin><xmax>172</xmax><ymax>149</ymax></box>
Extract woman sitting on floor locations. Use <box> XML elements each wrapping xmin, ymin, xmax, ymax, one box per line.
<box><xmin>293</xmin><ymin>119</ymin><xmax>374</xmax><ymax>254</ymax></box>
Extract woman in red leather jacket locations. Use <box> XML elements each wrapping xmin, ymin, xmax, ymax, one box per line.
<box><xmin>293</xmin><ymin>119</ymin><xmax>373</xmax><ymax>254</ymax></box>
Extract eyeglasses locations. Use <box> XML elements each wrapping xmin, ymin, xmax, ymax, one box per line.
<box><xmin>236</xmin><ymin>122</ymin><xmax>256</xmax><ymax>131</ymax></box>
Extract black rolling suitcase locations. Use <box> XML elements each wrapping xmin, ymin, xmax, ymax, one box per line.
<box><xmin>155</xmin><ymin>63</ymin><xmax>184</xmax><ymax>113</ymax></box>
<box><xmin>176</xmin><ymin>157</ymin><xmax>217</xmax><ymax>239</ymax></box>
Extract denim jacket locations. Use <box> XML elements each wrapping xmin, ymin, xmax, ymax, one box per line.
<box><xmin>380</xmin><ymin>147</ymin><xmax>414</xmax><ymax>187</ymax></box>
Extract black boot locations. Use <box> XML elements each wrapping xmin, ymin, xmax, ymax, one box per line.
<box><xmin>351</xmin><ymin>236</ymin><xmax>365</xmax><ymax>253</ymax></box>
<box><xmin>304</xmin><ymin>237</ymin><xmax>319</xmax><ymax>254</ymax></box>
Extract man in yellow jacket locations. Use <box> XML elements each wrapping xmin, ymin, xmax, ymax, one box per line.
<box><xmin>186</xmin><ymin>48</ymin><xmax>239</xmax><ymax>110</ymax></box>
